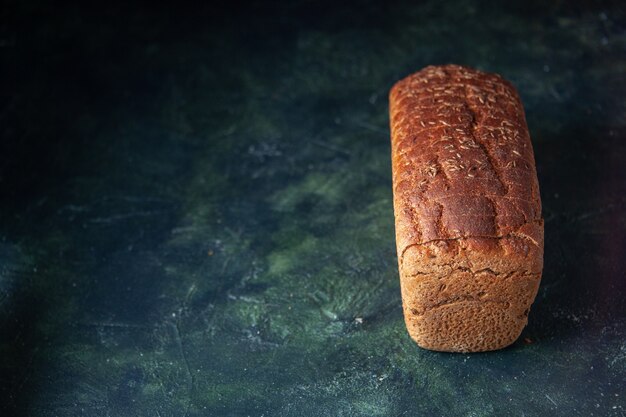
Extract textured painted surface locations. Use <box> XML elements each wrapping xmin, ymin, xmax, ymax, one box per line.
<box><xmin>1</xmin><ymin>1</ymin><xmax>625</xmax><ymax>416</ymax></box>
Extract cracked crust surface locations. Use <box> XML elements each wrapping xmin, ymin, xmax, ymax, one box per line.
<box><xmin>389</xmin><ymin>65</ymin><xmax>544</xmax><ymax>352</ymax></box>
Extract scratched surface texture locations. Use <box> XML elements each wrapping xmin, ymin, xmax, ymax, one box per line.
<box><xmin>1</xmin><ymin>1</ymin><xmax>625</xmax><ymax>416</ymax></box>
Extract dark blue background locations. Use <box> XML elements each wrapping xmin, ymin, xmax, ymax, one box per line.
<box><xmin>1</xmin><ymin>1</ymin><xmax>625</xmax><ymax>415</ymax></box>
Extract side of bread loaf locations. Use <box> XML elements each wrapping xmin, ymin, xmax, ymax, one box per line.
<box><xmin>389</xmin><ymin>65</ymin><xmax>544</xmax><ymax>352</ymax></box>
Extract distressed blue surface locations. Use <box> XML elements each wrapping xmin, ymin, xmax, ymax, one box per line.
<box><xmin>1</xmin><ymin>1</ymin><xmax>625</xmax><ymax>416</ymax></box>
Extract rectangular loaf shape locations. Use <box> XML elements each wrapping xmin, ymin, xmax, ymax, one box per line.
<box><xmin>389</xmin><ymin>65</ymin><xmax>544</xmax><ymax>352</ymax></box>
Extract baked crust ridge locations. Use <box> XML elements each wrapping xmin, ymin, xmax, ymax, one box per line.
<box><xmin>389</xmin><ymin>65</ymin><xmax>544</xmax><ymax>352</ymax></box>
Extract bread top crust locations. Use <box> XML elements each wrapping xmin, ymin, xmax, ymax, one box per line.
<box><xmin>389</xmin><ymin>65</ymin><xmax>543</xmax><ymax>275</ymax></box>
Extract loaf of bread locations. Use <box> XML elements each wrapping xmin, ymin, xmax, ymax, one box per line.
<box><xmin>389</xmin><ymin>65</ymin><xmax>544</xmax><ymax>352</ymax></box>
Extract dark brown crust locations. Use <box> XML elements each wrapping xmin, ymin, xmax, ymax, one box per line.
<box><xmin>389</xmin><ymin>65</ymin><xmax>544</xmax><ymax>352</ymax></box>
